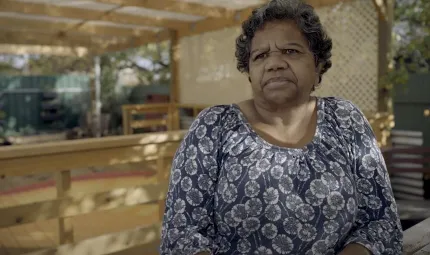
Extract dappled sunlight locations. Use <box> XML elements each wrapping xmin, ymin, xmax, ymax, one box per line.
<box><xmin>63</xmin><ymin>182</ymin><xmax>168</xmax><ymax>217</ymax></box>
<box><xmin>0</xmin><ymin>129</ymin><xmax>176</xmax><ymax>254</ymax></box>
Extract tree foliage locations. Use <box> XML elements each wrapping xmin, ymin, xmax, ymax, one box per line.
<box><xmin>0</xmin><ymin>41</ymin><xmax>171</xmax><ymax>110</ymax></box>
<box><xmin>0</xmin><ymin>42</ymin><xmax>171</xmax><ymax>135</ymax></box>
<box><xmin>386</xmin><ymin>0</ymin><xmax>430</xmax><ymax>87</ymax></box>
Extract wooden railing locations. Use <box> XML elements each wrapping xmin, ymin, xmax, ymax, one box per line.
<box><xmin>404</xmin><ymin>216</ymin><xmax>430</xmax><ymax>254</ymax></box>
<box><xmin>0</xmin><ymin>131</ymin><xmax>186</xmax><ymax>254</ymax></box>
<box><xmin>121</xmin><ymin>103</ymin><xmax>208</xmax><ymax>135</ymax></box>
<box><xmin>122</xmin><ymin>103</ymin><xmax>394</xmax><ymax>147</ymax></box>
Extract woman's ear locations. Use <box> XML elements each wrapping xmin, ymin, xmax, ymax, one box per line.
<box><xmin>315</xmin><ymin>62</ymin><xmax>323</xmax><ymax>85</ymax></box>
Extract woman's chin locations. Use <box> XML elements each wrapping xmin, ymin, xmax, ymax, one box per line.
<box><xmin>262</xmin><ymin>90</ymin><xmax>299</xmax><ymax>105</ymax></box>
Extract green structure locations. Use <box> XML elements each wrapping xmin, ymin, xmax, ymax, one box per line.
<box><xmin>0</xmin><ymin>75</ymin><xmax>90</xmax><ymax>135</ymax></box>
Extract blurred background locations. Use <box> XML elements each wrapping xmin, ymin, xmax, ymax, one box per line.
<box><xmin>0</xmin><ymin>0</ymin><xmax>429</xmax><ymax>254</ymax></box>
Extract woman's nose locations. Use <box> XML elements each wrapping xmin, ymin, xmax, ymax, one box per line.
<box><xmin>265</xmin><ymin>53</ymin><xmax>289</xmax><ymax>72</ymax></box>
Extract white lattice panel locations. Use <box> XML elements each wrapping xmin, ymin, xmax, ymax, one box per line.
<box><xmin>313</xmin><ymin>0</ymin><xmax>379</xmax><ymax>112</ymax></box>
<box><xmin>179</xmin><ymin>0</ymin><xmax>378</xmax><ymax>112</ymax></box>
<box><xmin>179</xmin><ymin>26</ymin><xmax>251</xmax><ymax>105</ymax></box>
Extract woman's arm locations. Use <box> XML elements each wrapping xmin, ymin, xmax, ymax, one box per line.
<box><xmin>339</xmin><ymin>243</ymin><xmax>371</xmax><ymax>255</ymax></box>
<box><xmin>340</xmin><ymin>103</ymin><xmax>403</xmax><ymax>254</ymax></box>
<box><xmin>159</xmin><ymin>107</ymin><xmax>224</xmax><ymax>255</ymax></box>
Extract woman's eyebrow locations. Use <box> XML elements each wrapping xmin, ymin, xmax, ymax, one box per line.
<box><xmin>276</xmin><ymin>42</ymin><xmax>306</xmax><ymax>49</ymax></box>
<box><xmin>250</xmin><ymin>42</ymin><xmax>305</xmax><ymax>56</ymax></box>
<box><xmin>251</xmin><ymin>47</ymin><xmax>268</xmax><ymax>55</ymax></box>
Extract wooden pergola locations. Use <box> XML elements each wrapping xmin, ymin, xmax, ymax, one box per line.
<box><xmin>0</xmin><ymin>0</ymin><xmax>392</xmax><ymax>55</ymax></box>
<box><xmin>0</xmin><ymin>0</ymin><xmax>394</xmax><ymax>135</ymax></box>
<box><xmin>0</xmin><ymin>2</ymin><xmax>415</xmax><ymax>255</ymax></box>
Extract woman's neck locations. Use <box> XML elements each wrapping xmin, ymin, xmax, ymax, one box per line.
<box><xmin>251</xmin><ymin>96</ymin><xmax>316</xmax><ymax>127</ymax></box>
<box><xmin>237</xmin><ymin>96</ymin><xmax>318</xmax><ymax>147</ymax></box>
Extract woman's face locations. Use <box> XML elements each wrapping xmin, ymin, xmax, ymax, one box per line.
<box><xmin>249</xmin><ymin>20</ymin><xmax>320</xmax><ymax>106</ymax></box>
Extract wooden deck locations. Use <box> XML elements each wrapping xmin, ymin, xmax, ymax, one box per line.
<box><xmin>1</xmin><ymin>130</ymin><xmax>430</xmax><ymax>254</ymax></box>
<box><xmin>0</xmin><ymin>165</ymin><xmax>162</xmax><ymax>255</ymax></box>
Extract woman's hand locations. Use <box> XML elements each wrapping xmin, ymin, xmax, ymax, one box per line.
<box><xmin>338</xmin><ymin>243</ymin><xmax>371</xmax><ymax>255</ymax></box>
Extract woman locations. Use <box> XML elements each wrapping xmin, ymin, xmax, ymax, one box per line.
<box><xmin>160</xmin><ymin>0</ymin><xmax>403</xmax><ymax>254</ymax></box>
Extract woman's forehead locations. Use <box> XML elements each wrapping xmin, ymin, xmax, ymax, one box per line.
<box><xmin>252</xmin><ymin>20</ymin><xmax>307</xmax><ymax>49</ymax></box>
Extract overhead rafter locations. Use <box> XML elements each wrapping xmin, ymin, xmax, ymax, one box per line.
<box><xmin>176</xmin><ymin>0</ymin><xmax>351</xmax><ymax>38</ymax></box>
<box><xmin>0</xmin><ymin>30</ymin><xmax>99</xmax><ymax>48</ymax></box>
<box><xmin>103</xmin><ymin>29</ymin><xmax>171</xmax><ymax>53</ymax></box>
<box><xmin>0</xmin><ymin>0</ymin><xmax>358</xmax><ymax>55</ymax></box>
<box><xmin>0</xmin><ymin>16</ymin><xmax>162</xmax><ymax>38</ymax></box>
<box><xmin>0</xmin><ymin>0</ymin><xmax>190</xmax><ymax>30</ymax></box>
<box><xmin>91</xmin><ymin>0</ymin><xmax>234</xmax><ymax>18</ymax></box>
<box><xmin>0</xmin><ymin>28</ymin><xmax>170</xmax><ymax>55</ymax></box>
<box><xmin>0</xmin><ymin>44</ymin><xmax>89</xmax><ymax>57</ymax></box>
<box><xmin>177</xmin><ymin>5</ymin><xmax>254</xmax><ymax>37</ymax></box>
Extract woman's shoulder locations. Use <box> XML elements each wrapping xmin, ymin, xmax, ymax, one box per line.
<box><xmin>321</xmin><ymin>96</ymin><xmax>361</xmax><ymax>111</ymax></box>
<box><xmin>188</xmin><ymin>104</ymin><xmax>239</xmax><ymax>129</ymax></box>
<box><xmin>320</xmin><ymin>96</ymin><xmax>366</xmax><ymax>119</ymax></box>
<box><xmin>319</xmin><ymin>96</ymin><xmax>371</xmax><ymax>133</ymax></box>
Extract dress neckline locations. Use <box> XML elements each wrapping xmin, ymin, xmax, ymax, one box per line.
<box><xmin>230</xmin><ymin>97</ymin><xmax>325</xmax><ymax>155</ymax></box>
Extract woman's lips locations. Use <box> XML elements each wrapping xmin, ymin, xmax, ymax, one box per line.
<box><xmin>263</xmin><ymin>77</ymin><xmax>293</xmax><ymax>89</ymax></box>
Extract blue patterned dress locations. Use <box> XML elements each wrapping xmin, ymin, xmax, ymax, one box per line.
<box><xmin>160</xmin><ymin>97</ymin><xmax>403</xmax><ymax>255</ymax></box>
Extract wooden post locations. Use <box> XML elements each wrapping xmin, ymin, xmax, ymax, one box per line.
<box><xmin>377</xmin><ymin>0</ymin><xmax>394</xmax><ymax>112</ymax></box>
<box><xmin>169</xmin><ymin>30</ymin><xmax>181</xmax><ymax>130</ymax></box>
<box><xmin>122</xmin><ymin>106</ymin><xmax>132</xmax><ymax>135</ymax></box>
<box><xmin>169</xmin><ymin>30</ymin><xmax>179</xmax><ymax>105</ymax></box>
<box><xmin>56</xmin><ymin>170</ymin><xmax>73</xmax><ymax>244</ymax></box>
<box><xmin>167</xmin><ymin>104</ymin><xmax>174</xmax><ymax>131</ymax></box>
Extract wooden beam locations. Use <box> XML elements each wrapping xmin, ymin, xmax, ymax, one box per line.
<box><xmin>0</xmin><ymin>131</ymin><xmax>185</xmax><ymax>176</ymax></box>
<box><xmin>404</xmin><ymin>217</ymin><xmax>430</xmax><ymax>254</ymax></box>
<box><xmin>176</xmin><ymin>0</ymin><xmax>349</xmax><ymax>38</ymax></box>
<box><xmin>0</xmin><ymin>30</ymin><xmax>97</xmax><ymax>48</ymax></box>
<box><xmin>377</xmin><ymin>0</ymin><xmax>394</xmax><ymax>111</ymax></box>
<box><xmin>177</xmin><ymin>6</ymin><xmax>254</xmax><ymax>38</ymax></box>
<box><xmin>0</xmin><ymin>182</ymin><xmax>168</xmax><ymax>228</ymax></box>
<box><xmin>0</xmin><ymin>29</ymin><xmax>161</xmax><ymax>54</ymax></box>
<box><xmin>56</xmin><ymin>170</ymin><xmax>74</xmax><ymax>244</ymax></box>
<box><xmin>92</xmin><ymin>0</ymin><xmax>233</xmax><ymax>18</ymax></box>
<box><xmin>0</xmin><ymin>131</ymin><xmax>185</xmax><ymax>160</ymax></box>
<box><xmin>372</xmin><ymin>0</ymin><xmax>389</xmax><ymax>21</ymax></box>
<box><xmin>0</xmin><ymin>0</ymin><xmax>190</xmax><ymax>30</ymax></box>
<box><xmin>0</xmin><ymin>30</ymin><xmax>128</xmax><ymax>55</ymax></box>
<box><xmin>0</xmin><ymin>16</ymin><xmax>159</xmax><ymax>38</ymax></box>
<box><xmin>101</xmin><ymin>29</ymin><xmax>171</xmax><ymax>53</ymax></box>
<box><xmin>0</xmin><ymin>44</ymin><xmax>89</xmax><ymax>56</ymax></box>
<box><xmin>170</xmin><ymin>30</ymin><xmax>179</xmax><ymax>104</ymax></box>
<box><xmin>25</xmin><ymin>223</ymin><xmax>162</xmax><ymax>255</ymax></box>
<box><xmin>0</xmin><ymin>0</ymin><xmax>352</xmax><ymax>52</ymax></box>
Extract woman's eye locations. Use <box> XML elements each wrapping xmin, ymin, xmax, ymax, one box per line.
<box><xmin>254</xmin><ymin>53</ymin><xmax>267</xmax><ymax>60</ymax></box>
<box><xmin>282</xmin><ymin>49</ymin><xmax>299</xmax><ymax>54</ymax></box>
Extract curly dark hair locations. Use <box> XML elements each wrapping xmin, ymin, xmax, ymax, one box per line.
<box><xmin>235</xmin><ymin>0</ymin><xmax>332</xmax><ymax>84</ymax></box>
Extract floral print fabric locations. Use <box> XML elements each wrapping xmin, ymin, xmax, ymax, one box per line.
<box><xmin>160</xmin><ymin>97</ymin><xmax>403</xmax><ymax>255</ymax></box>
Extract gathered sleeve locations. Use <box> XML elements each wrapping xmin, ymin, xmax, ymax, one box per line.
<box><xmin>343</xmin><ymin>103</ymin><xmax>403</xmax><ymax>254</ymax></box>
<box><xmin>159</xmin><ymin>107</ymin><xmax>224</xmax><ymax>255</ymax></box>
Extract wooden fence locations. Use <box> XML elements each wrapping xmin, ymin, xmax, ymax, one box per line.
<box><xmin>122</xmin><ymin>103</ymin><xmax>394</xmax><ymax>148</ymax></box>
<box><xmin>0</xmin><ymin>131</ymin><xmax>186</xmax><ymax>254</ymax></box>
<box><xmin>0</xmin><ymin>106</ymin><xmax>429</xmax><ymax>254</ymax></box>
<box><xmin>404</xmin><ymin>216</ymin><xmax>430</xmax><ymax>254</ymax></box>
<box><xmin>121</xmin><ymin>103</ymin><xmax>207</xmax><ymax>135</ymax></box>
